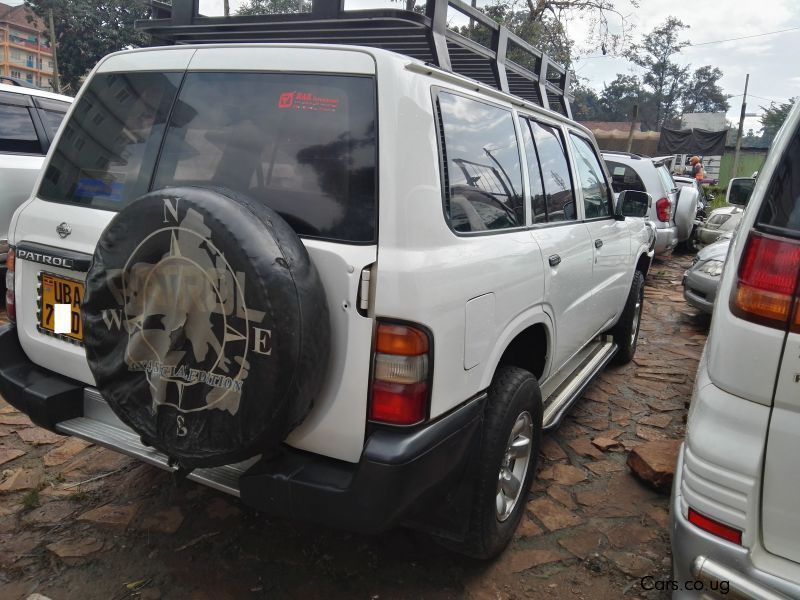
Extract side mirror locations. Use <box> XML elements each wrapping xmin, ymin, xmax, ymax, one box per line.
<box><xmin>726</xmin><ymin>177</ymin><xmax>756</xmax><ymax>207</ymax></box>
<box><xmin>615</xmin><ymin>190</ymin><xmax>651</xmax><ymax>219</ymax></box>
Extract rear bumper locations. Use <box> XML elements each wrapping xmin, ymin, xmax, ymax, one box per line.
<box><xmin>0</xmin><ymin>323</ymin><xmax>484</xmax><ymax>534</ymax></box>
<box><xmin>655</xmin><ymin>225</ymin><xmax>678</xmax><ymax>254</ymax></box>
<box><xmin>0</xmin><ymin>324</ymin><xmax>83</xmax><ymax>429</ymax></box>
<box><xmin>671</xmin><ymin>446</ymin><xmax>798</xmax><ymax>600</ymax></box>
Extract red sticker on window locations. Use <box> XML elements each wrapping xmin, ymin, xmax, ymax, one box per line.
<box><xmin>277</xmin><ymin>91</ymin><xmax>339</xmax><ymax>113</ymax></box>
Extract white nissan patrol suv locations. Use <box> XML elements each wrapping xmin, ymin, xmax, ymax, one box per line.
<box><xmin>0</xmin><ymin>0</ymin><xmax>653</xmax><ymax>558</ymax></box>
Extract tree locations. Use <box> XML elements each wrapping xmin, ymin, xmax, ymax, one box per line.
<box><xmin>571</xmin><ymin>81</ymin><xmax>603</xmax><ymax>120</ymax></box>
<box><xmin>760</xmin><ymin>98</ymin><xmax>796</xmax><ymax>142</ymax></box>
<box><xmin>597</xmin><ymin>74</ymin><xmax>643</xmax><ymax>121</ymax></box>
<box><xmin>236</xmin><ymin>0</ymin><xmax>311</xmax><ymax>16</ymax></box>
<box><xmin>682</xmin><ymin>66</ymin><xmax>729</xmax><ymax>114</ymax></box>
<box><xmin>625</xmin><ymin>17</ymin><xmax>689</xmax><ymax>130</ymax></box>
<box><xmin>25</xmin><ymin>0</ymin><xmax>150</xmax><ymax>93</ymax></box>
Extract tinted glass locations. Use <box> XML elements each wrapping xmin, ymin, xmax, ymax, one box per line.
<box><xmin>36</xmin><ymin>99</ymin><xmax>70</xmax><ymax>139</ymax></box>
<box><xmin>0</xmin><ymin>103</ymin><xmax>40</xmax><ymax>154</ymax></box>
<box><xmin>153</xmin><ymin>72</ymin><xmax>377</xmax><ymax>242</ymax></box>
<box><xmin>520</xmin><ymin>119</ymin><xmax>547</xmax><ymax>223</ymax></box>
<box><xmin>570</xmin><ymin>134</ymin><xmax>611</xmax><ymax>218</ymax></box>
<box><xmin>728</xmin><ymin>178</ymin><xmax>755</xmax><ymax>206</ymax></box>
<box><xmin>39</xmin><ymin>72</ymin><xmax>181</xmax><ymax>210</ymax></box>
<box><xmin>657</xmin><ymin>164</ymin><xmax>677</xmax><ymax>194</ymax></box>
<box><xmin>757</xmin><ymin>126</ymin><xmax>800</xmax><ymax>234</ymax></box>
<box><xmin>528</xmin><ymin>120</ymin><xmax>575</xmax><ymax>222</ymax></box>
<box><xmin>438</xmin><ymin>92</ymin><xmax>524</xmax><ymax>232</ymax></box>
<box><xmin>606</xmin><ymin>161</ymin><xmax>646</xmax><ymax>193</ymax></box>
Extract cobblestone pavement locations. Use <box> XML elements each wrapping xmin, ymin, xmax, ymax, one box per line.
<box><xmin>0</xmin><ymin>253</ymin><xmax>708</xmax><ymax>600</ymax></box>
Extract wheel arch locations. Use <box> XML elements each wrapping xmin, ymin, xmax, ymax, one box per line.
<box><xmin>480</xmin><ymin>308</ymin><xmax>553</xmax><ymax>390</ymax></box>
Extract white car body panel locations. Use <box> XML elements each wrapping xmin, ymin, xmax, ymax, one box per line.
<box><xmin>0</xmin><ymin>83</ymin><xmax>72</xmax><ymax>261</ymax></box>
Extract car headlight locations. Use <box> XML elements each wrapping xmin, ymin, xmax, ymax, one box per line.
<box><xmin>697</xmin><ymin>259</ymin><xmax>724</xmax><ymax>277</ymax></box>
<box><xmin>706</xmin><ymin>214</ymin><xmax>731</xmax><ymax>229</ymax></box>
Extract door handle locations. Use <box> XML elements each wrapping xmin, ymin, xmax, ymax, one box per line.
<box><xmin>595</xmin><ymin>239</ymin><xmax>603</xmax><ymax>249</ymax></box>
<box><xmin>548</xmin><ymin>254</ymin><xmax>561</xmax><ymax>267</ymax></box>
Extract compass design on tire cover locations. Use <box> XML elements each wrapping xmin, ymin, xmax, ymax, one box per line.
<box><xmin>120</xmin><ymin>200</ymin><xmax>266</xmax><ymax>417</ymax></box>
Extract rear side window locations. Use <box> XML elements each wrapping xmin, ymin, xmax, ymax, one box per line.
<box><xmin>606</xmin><ymin>161</ymin><xmax>646</xmax><ymax>193</ymax></box>
<box><xmin>569</xmin><ymin>133</ymin><xmax>611</xmax><ymax>219</ymax></box>
<box><xmin>39</xmin><ymin>72</ymin><xmax>182</xmax><ymax>209</ymax></box>
<box><xmin>35</xmin><ymin>98</ymin><xmax>70</xmax><ymax>139</ymax></box>
<box><xmin>527</xmin><ymin>119</ymin><xmax>576</xmax><ymax>222</ymax></box>
<box><xmin>656</xmin><ymin>165</ymin><xmax>677</xmax><ymax>195</ymax></box>
<box><xmin>437</xmin><ymin>91</ymin><xmax>524</xmax><ymax>232</ymax></box>
<box><xmin>757</xmin><ymin>126</ymin><xmax>800</xmax><ymax>235</ymax></box>
<box><xmin>152</xmin><ymin>72</ymin><xmax>377</xmax><ymax>243</ymax></box>
<box><xmin>0</xmin><ymin>102</ymin><xmax>41</xmax><ymax>154</ymax></box>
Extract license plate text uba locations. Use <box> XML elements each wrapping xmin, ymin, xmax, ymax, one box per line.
<box><xmin>40</xmin><ymin>273</ymin><xmax>84</xmax><ymax>342</ymax></box>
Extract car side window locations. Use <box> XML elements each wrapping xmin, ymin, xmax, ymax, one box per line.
<box><xmin>606</xmin><ymin>160</ymin><xmax>646</xmax><ymax>194</ymax></box>
<box><xmin>519</xmin><ymin>119</ymin><xmax>547</xmax><ymax>223</ymax></box>
<box><xmin>0</xmin><ymin>101</ymin><xmax>41</xmax><ymax>154</ymax></box>
<box><xmin>526</xmin><ymin>119</ymin><xmax>576</xmax><ymax>222</ymax></box>
<box><xmin>569</xmin><ymin>133</ymin><xmax>611</xmax><ymax>219</ymax></box>
<box><xmin>657</xmin><ymin>165</ymin><xmax>677</xmax><ymax>195</ymax></box>
<box><xmin>438</xmin><ymin>91</ymin><xmax>524</xmax><ymax>232</ymax></box>
<box><xmin>35</xmin><ymin>99</ymin><xmax>70</xmax><ymax>140</ymax></box>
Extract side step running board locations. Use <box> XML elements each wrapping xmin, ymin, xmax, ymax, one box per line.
<box><xmin>541</xmin><ymin>340</ymin><xmax>618</xmax><ymax>431</ymax></box>
<box><xmin>56</xmin><ymin>389</ymin><xmax>255</xmax><ymax>497</ymax></box>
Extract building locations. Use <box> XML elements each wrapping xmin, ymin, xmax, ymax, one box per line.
<box><xmin>0</xmin><ymin>2</ymin><xmax>55</xmax><ymax>90</ymax></box>
<box><xmin>578</xmin><ymin>121</ymin><xmax>661</xmax><ymax>156</ymax></box>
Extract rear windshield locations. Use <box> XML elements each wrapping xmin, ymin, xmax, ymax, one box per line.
<box><xmin>606</xmin><ymin>160</ymin><xmax>646</xmax><ymax>194</ymax></box>
<box><xmin>757</xmin><ymin>124</ymin><xmax>800</xmax><ymax>235</ymax></box>
<box><xmin>39</xmin><ymin>71</ymin><xmax>378</xmax><ymax>243</ymax></box>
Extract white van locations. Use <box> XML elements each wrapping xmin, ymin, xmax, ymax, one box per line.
<box><xmin>0</xmin><ymin>1</ymin><xmax>653</xmax><ymax>558</ymax></box>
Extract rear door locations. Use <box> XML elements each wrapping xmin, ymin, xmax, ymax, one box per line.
<box><xmin>520</xmin><ymin>116</ymin><xmax>595</xmax><ymax>371</ymax></box>
<box><xmin>759</xmin><ymin>118</ymin><xmax>800</xmax><ymax>562</ymax></box>
<box><xmin>12</xmin><ymin>47</ymin><xmax>380</xmax><ymax>463</ymax></box>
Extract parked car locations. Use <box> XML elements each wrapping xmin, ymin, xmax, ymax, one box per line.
<box><xmin>673</xmin><ymin>175</ymin><xmax>710</xmax><ymax>251</ymax></box>
<box><xmin>695</xmin><ymin>177</ymin><xmax>755</xmax><ymax>245</ymax></box>
<box><xmin>604</xmin><ymin>152</ymin><xmax>698</xmax><ymax>255</ymax></box>
<box><xmin>0</xmin><ymin>83</ymin><xmax>72</xmax><ymax>300</ymax></box>
<box><xmin>0</xmin><ymin>22</ymin><xmax>655</xmax><ymax>559</ymax></box>
<box><xmin>670</xmin><ymin>101</ymin><xmax>800</xmax><ymax>597</ymax></box>
<box><xmin>682</xmin><ymin>231</ymin><xmax>733</xmax><ymax>314</ymax></box>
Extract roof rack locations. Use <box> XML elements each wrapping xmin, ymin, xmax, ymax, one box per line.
<box><xmin>136</xmin><ymin>0</ymin><xmax>572</xmax><ymax>118</ymax></box>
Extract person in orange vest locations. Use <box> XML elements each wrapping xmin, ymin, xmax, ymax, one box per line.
<box><xmin>689</xmin><ymin>156</ymin><xmax>705</xmax><ymax>181</ymax></box>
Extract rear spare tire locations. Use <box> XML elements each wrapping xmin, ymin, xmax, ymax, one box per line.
<box><xmin>82</xmin><ymin>187</ymin><xmax>330</xmax><ymax>469</ymax></box>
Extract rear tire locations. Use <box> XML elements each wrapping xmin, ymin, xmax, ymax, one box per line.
<box><xmin>611</xmin><ymin>270</ymin><xmax>645</xmax><ymax>365</ymax></box>
<box><xmin>451</xmin><ymin>366</ymin><xmax>543</xmax><ymax>559</ymax></box>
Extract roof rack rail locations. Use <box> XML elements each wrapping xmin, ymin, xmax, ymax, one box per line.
<box><xmin>136</xmin><ymin>0</ymin><xmax>572</xmax><ymax>118</ymax></box>
<box><xmin>601</xmin><ymin>150</ymin><xmax>644</xmax><ymax>160</ymax></box>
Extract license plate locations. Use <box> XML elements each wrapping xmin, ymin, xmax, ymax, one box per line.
<box><xmin>39</xmin><ymin>272</ymin><xmax>84</xmax><ymax>342</ymax></box>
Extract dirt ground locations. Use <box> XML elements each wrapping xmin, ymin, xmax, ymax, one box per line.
<box><xmin>0</xmin><ymin>252</ymin><xmax>708</xmax><ymax>600</ymax></box>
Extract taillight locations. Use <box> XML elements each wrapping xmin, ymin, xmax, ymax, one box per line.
<box><xmin>656</xmin><ymin>197</ymin><xmax>671</xmax><ymax>222</ymax></box>
<box><xmin>369</xmin><ymin>322</ymin><xmax>431</xmax><ymax>425</ymax></box>
<box><xmin>688</xmin><ymin>508</ymin><xmax>742</xmax><ymax>545</ymax></box>
<box><xmin>730</xmin><ymin>231</ymin><xmax>800</xmax><ymax>329</ymax></box>
<box><xmin>5</xmin><ymin>248</ymin><xmax>15</xmax><ymax>323</ymax></box>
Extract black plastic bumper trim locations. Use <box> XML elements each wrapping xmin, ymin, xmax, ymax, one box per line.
<box><xmin>239</xmin><ymin>393</ymin><xmax>485</xmax><ymax>533</ymax></box>
<box><xmin>0</xmin><ymin>324</ymin><xmax>84</xmax><ymax>430</ymax></box>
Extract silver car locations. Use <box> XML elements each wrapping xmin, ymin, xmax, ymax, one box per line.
<box><xmin>683</xmin><ymin>232</ymin><xmax>732</xmax><ymax>313</ymax></box>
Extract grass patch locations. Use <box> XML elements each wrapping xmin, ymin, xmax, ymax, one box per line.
<box><xmin>21</xmin><ymin>489</ymin><xmax>40</xmax><ymax>509</ymax></box>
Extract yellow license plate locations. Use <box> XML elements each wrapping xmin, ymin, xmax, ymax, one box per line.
<box><xmin>40</xmin><ymin>273</ymin><xmax>84</xmax><ymax>342</ymax></box>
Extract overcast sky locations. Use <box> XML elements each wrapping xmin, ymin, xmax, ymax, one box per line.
<box><xmin>7</xmin><ymin>0</ymin><xmax>798</xmax><ymax>131</ymax></box>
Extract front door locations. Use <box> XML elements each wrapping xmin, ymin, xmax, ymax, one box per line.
<box><xmin>568</xmin><ymin>132</ymin><xmax>631</xmax><ymax>330</ymax></box>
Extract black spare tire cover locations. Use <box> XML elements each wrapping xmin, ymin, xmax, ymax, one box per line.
<box><xmin>82</xmin><ymin>187</ymin><xmax>331</xmax><ymax>469</ymax></box>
